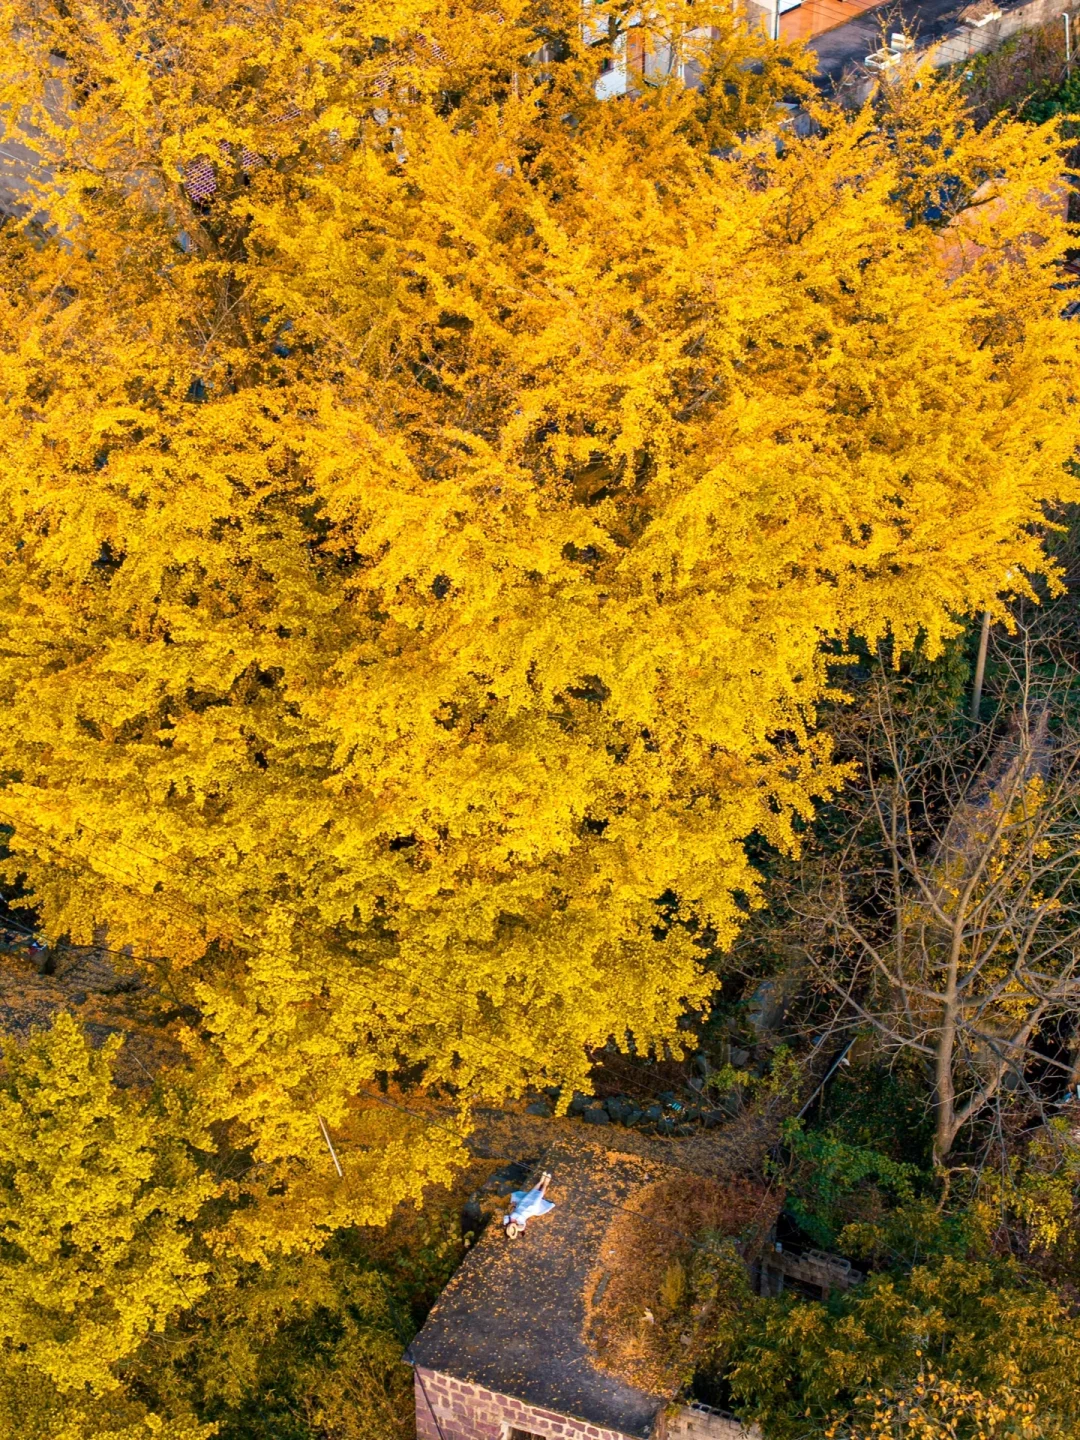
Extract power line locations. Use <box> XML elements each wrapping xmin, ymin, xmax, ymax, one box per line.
<box><xmin>414</xmin><ymin>1362</ymin><xmax>452</xmax><ymax>1440</ymax></box>
<box><xmin>0</xmin><ymin>895</ymin><xmax>159</xmax><ymax>970</ymax></box>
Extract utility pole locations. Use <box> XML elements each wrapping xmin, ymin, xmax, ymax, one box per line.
<box><xmin>1065</xmin><ymin>11</ymin><xmax>1073</xmax><ymax>76</ymax></box>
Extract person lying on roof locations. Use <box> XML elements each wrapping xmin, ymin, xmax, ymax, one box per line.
<box><xmin>503</xmin><ymin>1170</ymin><xmax>554</xmax><ymax>1239</ymax></box>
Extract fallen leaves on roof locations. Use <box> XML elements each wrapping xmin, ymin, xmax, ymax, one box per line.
<box><xmin>584</xmin><ymin>1174</ymin><xmax>780</xmax><ymax>1398</ymax></box>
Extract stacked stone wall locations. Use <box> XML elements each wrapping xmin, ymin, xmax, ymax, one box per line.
<box><xmin>659</xmin><ymin>1401</ymin><xmax>758</xmax><ymax>1440</ymax></box>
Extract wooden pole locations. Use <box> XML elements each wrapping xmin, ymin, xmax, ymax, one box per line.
<box><xmin>317</xmin><ymin>1114</ymin><xmax>343</xmax><ymax>1177</ymax></box>
<box><xmin>970</xmin><ymin>611</ymin><xmax>991</xmax><ymax>721</ymax></box>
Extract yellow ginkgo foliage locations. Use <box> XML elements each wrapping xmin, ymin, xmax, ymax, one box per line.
<box><xmin>0</xmin><ymin>1362</ymin><xmax>216</xmax><ymax>1440</ymax></box>
<box><xmin>0</xmin><ymin>1015</ymin><xmax>215</xmax><ymax>1398</ymax></box>
<box><xmin>0</xmin><ymin>0</ymin><xmax>1078</xmax><ymax>1244</ymax></box>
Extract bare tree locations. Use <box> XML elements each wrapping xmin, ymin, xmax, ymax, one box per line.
<box><xmin>788</xmin><ymin>627</ymin><xmax>1080</xmax><ymax>1165</ymax></box>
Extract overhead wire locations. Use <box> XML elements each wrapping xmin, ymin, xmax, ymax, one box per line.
<box><xmin>413</xmin><ymin>1363</ymin><xmax>452</xmax><ymax>1440</ymax></box>
<box><xmin>0</xmin><ymin>886</ymin><xmax>167</xmax><ymax>971</ymax></box>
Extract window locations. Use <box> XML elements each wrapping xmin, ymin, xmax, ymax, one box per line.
<box><xmin>506</xmin><ymin>1429</ymin><xmax>547</xmax><ymax>1440</ymax></box>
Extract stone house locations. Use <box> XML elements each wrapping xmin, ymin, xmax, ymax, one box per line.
<box><xmin>407</xmin><ymin>1143</ymin><xmax>763</xmax><ymax>1440</ymax></box>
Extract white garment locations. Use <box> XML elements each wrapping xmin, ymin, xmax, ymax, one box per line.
<box><xmin>506</xmin><ymin>1182</ymin><xmax>555</xmax><ymax>1229</ymax></box>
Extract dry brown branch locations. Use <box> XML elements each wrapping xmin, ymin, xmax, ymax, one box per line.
<box><xmin>783</xmin><ymin>625</ymin><xmax>1080</xmax><ymax>1164</ymax></box>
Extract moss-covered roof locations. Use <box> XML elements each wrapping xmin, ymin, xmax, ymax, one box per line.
<box><xmin>409</xmin><ymin>1136</ymin><xmax>778</xmax><ymax>1436</ymax></box>
<box><xmin>408</xmin><ymin>1139</ymin><xmax>672</xmax><ymax>1438</ymax></box>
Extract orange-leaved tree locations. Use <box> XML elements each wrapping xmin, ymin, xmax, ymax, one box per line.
<box><xmin>0</xmin><ymin>0</ymin><xmax>1077</xmax><ymax>1249</ymax></box>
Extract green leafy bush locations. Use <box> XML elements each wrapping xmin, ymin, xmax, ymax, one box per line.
<box><xmin>705</xmin><ymin>1251</ymin><xmax>1080</xmax><ymax>1439</ymax></box>
<box><xmin>777</xmin><ymin>1120</ymin><xmax>924</xmax><ymax>1251</ymax></box>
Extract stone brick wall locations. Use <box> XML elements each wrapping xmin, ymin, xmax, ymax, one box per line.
<box><xmin>413</xmin><ymin>1367</ymin><xmax>643</xmax><ymax>1440</ymax></box>
<box><xmin>413</xmin><ymin>1370</ymin><xmax>759</xmax><ymax>1440</ymax></box>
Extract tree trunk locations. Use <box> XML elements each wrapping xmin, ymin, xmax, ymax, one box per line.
<box><xmin>933</xmin><ymin>987</ymin><xmax>959</xmax><ymax>1165</ymax></box>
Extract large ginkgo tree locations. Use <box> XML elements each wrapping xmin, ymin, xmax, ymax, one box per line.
<box><xmin>0</xmin><ymin>0</ymin><xmax>1077</xmax><ymax>1250</ymax></box>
